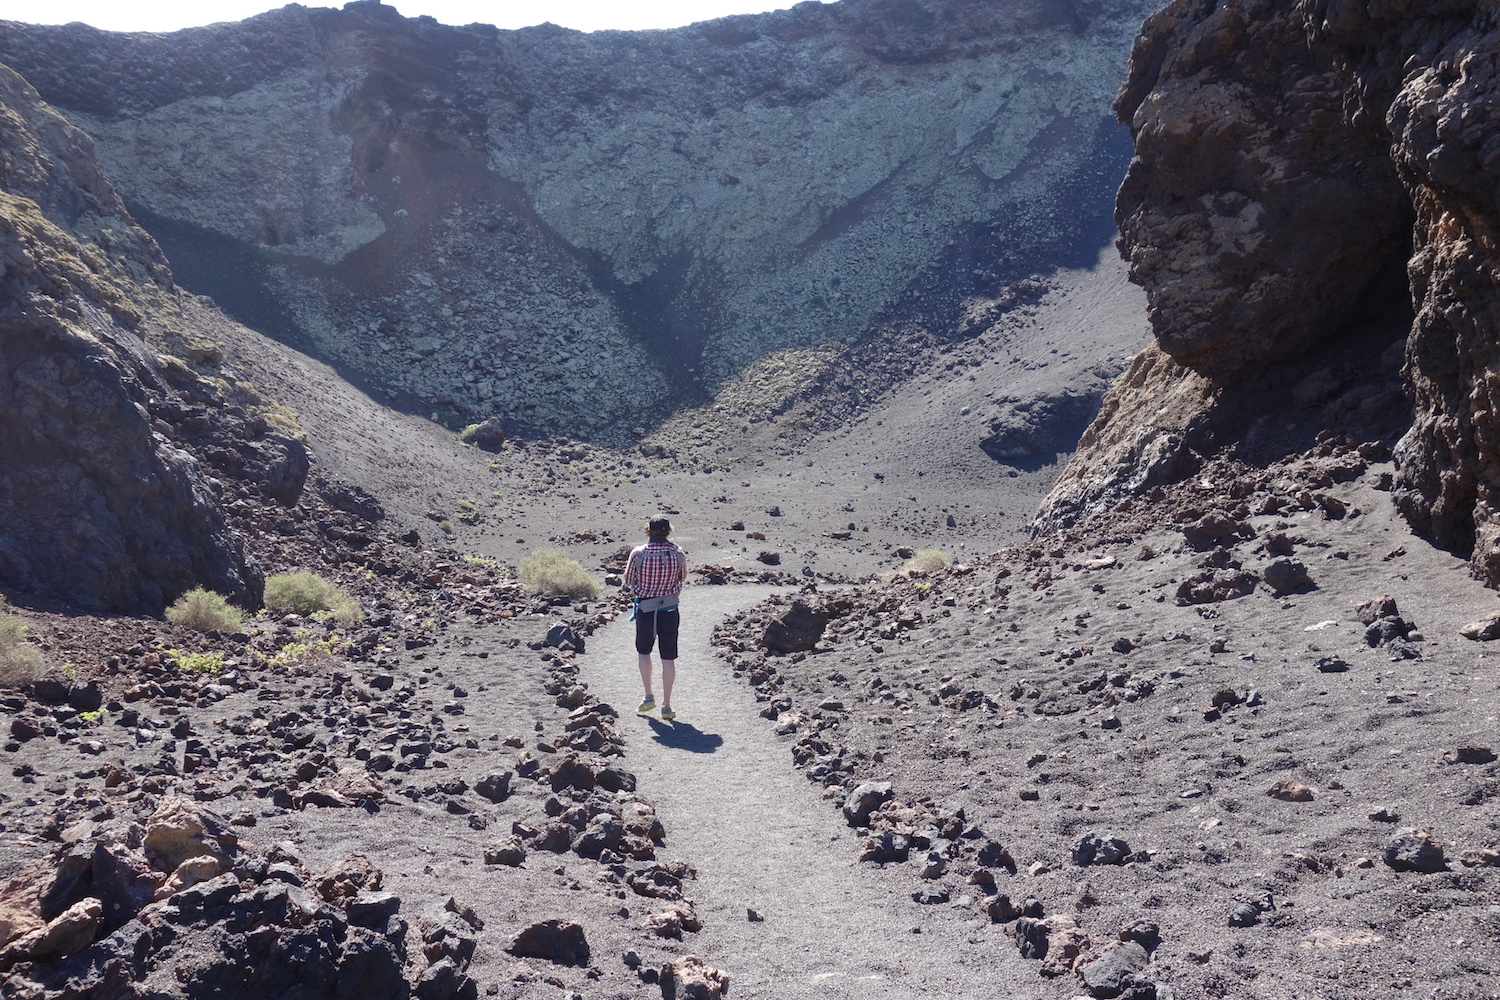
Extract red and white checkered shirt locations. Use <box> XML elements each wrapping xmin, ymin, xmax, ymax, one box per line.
<box><xmin>625</xmin><ymin>540</ymin><xmax>685</xmax><ymax>599</ymax></box>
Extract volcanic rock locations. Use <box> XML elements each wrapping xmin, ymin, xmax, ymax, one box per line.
<box><xmin>1174</xmin><ymin>569</ymin><xmax>1258</xmax><ymax>606</ymax></box>
<box><xmin>143</xmin><ymin>797</ymin><xmax>238</xmax><ymax>872</ymax></box>
<box><xmin>841</xmin><ymin>781</ymin><xmax>894</xmax><ymax>827</ymax></box>
<box><xmin>1263</xmin><ymin>558</ymin><xmax>1312</xmax><ymax>596</ymax></box>
<box><xmin>762</xmin><ymin>600</ymin><xmax>829</xmax><ymax>653</ymax></box>
<box><xmin>1181</xmin><ymin>514</ymin><xmax>1249</xmax><ymax>550</ymax></box>
<box><xmin>643</xmin><ymin>902</ymin><xmax>701</xmax><ymax>938</ymax></box>
<box><xmin>318</xmin><ymin>478</ymin><xmax>386</xmax><ymax>520</ymax></box>
<box><xmin>1459</xmin><ymin>614</ymin><xmax>1500</xmax><ymax>641</ymax></box>
<box><xmin>1266</xmin><ymin>780</ymin><xmax>1314</xmax><ymax>803</ymax></box>
<box><xmin>506</xmin><ymin>918</ymin><xmax>589</xmax><ymax>965</ymax></box>
<box><xmin>1355</xmin><ymin>595</ymin><xmax>1400</xmax><ymax>625</ymax></box>
<box><xmin>1078</xmin><ymin>941</ymin><xmax>1150</xmax><ymax>999</ymax></box>
<box><xmin>1072</xmin><ymin>833</ymin><xmax>1132</xmax><ymax>867</ymax></box>
<box><xmin>315</xmin><ymin>853</ymin><xmax>382</xmax><ymax>905</ymax></box>
<box><xmin>483</xmin><ymin>837</ymin><xmax>526</xmax><ymax>867</ymax></box>
<box><xmin>662</xmin><ymin>955</ymin><xmax>730</xmax><ymax>1000</ymax></box>
<box><xmin>1383</xmin><ymin>828</ymin><xmax>1446</xmax><ymax>873</ymax></box>
<box><xmin>467</xmin><ymin>417</ymin><xmax>506</xmax><ymax>451</ymax></box>
<box><xmin>474</xmin><ymin>771</ymin><xmax>512</xmax><ymax>802</ymax></box>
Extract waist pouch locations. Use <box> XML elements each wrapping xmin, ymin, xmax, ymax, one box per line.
<box><xmin>630</xmin><ymin>595</ymin><xmax>679</xmax><ymax>620</ymax></box>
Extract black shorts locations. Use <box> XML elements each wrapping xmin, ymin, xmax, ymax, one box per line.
<box><xmin>635</xmin><ymin>607</ymin><xmax>680</xmax><ymax>660</ymax></box>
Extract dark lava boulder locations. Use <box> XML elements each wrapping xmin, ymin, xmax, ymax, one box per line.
<box><xmin>506</xmin><ymin>919</ymin><xmax>589</xmax><ymax>965</ymax></box>
<box><xmin>762</xmin><ymin>600</ymin><xmax>830</xmax><ymax>653</ymax></box>
<box><xmin>1383</xmin><ymin>828</ymin><xmax>1446</xmax><ymax>873</ymax></box>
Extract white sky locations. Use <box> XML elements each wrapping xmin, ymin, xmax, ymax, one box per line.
<box><xmin>0</xmin><ymin>0</ymin><xmax>823</xmax><ymax>33</ymax></box>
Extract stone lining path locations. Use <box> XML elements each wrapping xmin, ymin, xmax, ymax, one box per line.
<box><xmin>580</xmin><ymin>584</ymin><xmax>1006</xmax><ymax>998</ymax></box>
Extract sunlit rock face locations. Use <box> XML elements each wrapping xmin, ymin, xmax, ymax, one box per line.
<box><xmin>1040</xmin><ymin>0</ymin><xmax>1500</xmax><ymax>591</ymax></box>
<box><xmin>0</xmin><ymin>0</ymin><xmax>1155</xmax><ymax>439</ymax></box>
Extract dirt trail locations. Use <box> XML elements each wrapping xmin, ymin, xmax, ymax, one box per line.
<box><xmin>580</xmin><ymin>584</ymin><xmax>1008</xmax><ymax>998</ymax></box>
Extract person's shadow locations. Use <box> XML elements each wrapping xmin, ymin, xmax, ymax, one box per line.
<box><xmin>646</xmin><ymin>718</ymin><xmax>723</xmax><ymax>754</ymax></box>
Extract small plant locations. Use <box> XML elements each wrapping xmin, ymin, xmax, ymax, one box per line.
<box><xmin>439</xmin><ymin>520</ymin><xmax>455</xmax><ymax>534</ymax></box>
<box><xmin>459</xmin><ymin>423</ymin><xmax>481</xmax><ymax>445</ymax></box>
<box><xmin>0</xmin><ymin>600</ymin><xmax>42</xmax><ymax>686</ymax></box>
<box><xmin>79</xmin><ymin>709</ymin><xmax>105</xmax><ymax>724</ymax></box>
<box><xmin>264</xmin><ymin>571</ymin><xmax>364</xmax><ymax>625</ymax></box>
<box><xmin>269</xmin><ymin>642</ymin><xmax>311</xmax><ymax>668</ymax></box>
<box><xmin>519</xmin><ymin>548</ymin><xmax>600</xmax><ymax>599</ymax></box>
<box><xmin>165</xmin><ymin>587</ymin><xmax>244</xmax><ymax>632</ymax></box>
<box><xmin>168</xmin><ymin>649</ymin><xmax>224</xmax><ymax>674</ymax></box>
<box><xmin>902</xmin><ymin>548</ymin><xmax>952</xmax><ymax>576</ymax></box>
<box><xmin>462</xmin><ymin>554</ymin><xmax>512</xmax><ymax>576</ymax></box>
<box><xmin>270</xmin><ymin>633</ymin><xmax>350</xmax><ymax>668</ymax></box>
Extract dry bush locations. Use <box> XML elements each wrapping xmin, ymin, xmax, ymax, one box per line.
<box><xmin>264</xmin><ymin>570</ymin><xmax>364</xmax><ymax>624</ymax></box>
<box><xmin>0</xmin><ymin>600</ymin><xmax>43</xmax><ymax>687</ymax></box>
<box><xmin>520</xmin><ymin>548</ymin><xmax>600</xmax><ymax>599</ymax></box>
<box><xmin>165</xmin><ymin>587</ymin><xmax>244</xmax><ymax>632</ymax></box>
<box><xmin>902</xmin><ymin>548</ymin><xmax>952</xmax><ymax>575</ymax></box>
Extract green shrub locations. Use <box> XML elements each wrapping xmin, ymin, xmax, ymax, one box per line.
<box><xmin>165</xmin><ymin>587</ymin><xmax>244</xmax><ymax>632</ymax></box>
<box><xmin>902</xmin><ymin>548</ymin><xmax>952</xmax><ymax>575</ymax></box>
<box><xmin>520</xmin><ymin>548</ymin><xmax>600</xmax><ymax>599</ymax></box>
<box><xmin>0</xmin><ymin>600</ymin><xmax>42</xmax><ymax>686</ymax></box>
<box><xmin>264</xmin><ymin>570</ymin><xmax>364</xmax><ymax>624</ymax></box>
<box><xmin>167</xmin><ymin>649</ymin><xmax>224</xmax><ymax>674</ymax></box>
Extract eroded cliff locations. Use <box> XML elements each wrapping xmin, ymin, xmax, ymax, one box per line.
<box><xmin>0</xmin><ymin>63</ymin><xmax>267</xmax><ymax>612</ymax></box>
<box><xmin>0</xmin><ymin>0</ymin><xmax>1156</xmax><ymax>439</ymax></box>
<box><xmin>1040</xmin><ymin>0</ymin><xmax>1500</xmax><ymax>590</ymax></box>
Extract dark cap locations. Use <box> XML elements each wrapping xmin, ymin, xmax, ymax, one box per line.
<box><xmin>647</xmin><ymin>517</ymin><xmax>672</xmax><ymax>538</ymax></box>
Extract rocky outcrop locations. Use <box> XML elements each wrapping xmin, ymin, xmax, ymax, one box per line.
<box><xmin>0</xmin><ymin>62</ymin><xmax>263</xmax><ymax>612</ymax></box>
<box><xmin>1112</xmin><ymin>0</ymin><xmax>1411</xmax><ymax>378</ymax></box>
<box><xmin>1041</xmin><ymin>0</ymin><xmax>1500</xmax><ymax>591</ymax></box>
<box><xmin>0</xmin><ymin>807</ymin><xmax>433</xmax><ymax>999</ymax></box>
<box><xmin>0</xmin><ymin>0</ymin><xmax>1156</xmax><ymax>439</ymax></box>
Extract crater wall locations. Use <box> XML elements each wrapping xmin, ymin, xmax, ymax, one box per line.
<box><xmin>0</xmin><ymin>0</ymin><xmax>1157</xmax><ymax>439</ymax></box>
<box><xmin>0</xmin><ymin>63</ymin><xmax>263</xmax><ymax>612</ymax></box>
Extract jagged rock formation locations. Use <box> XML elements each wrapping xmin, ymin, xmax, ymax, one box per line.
<box><xmin>1040</xmin><ymin>0</ymin><xmax>1500</xmax><ymax>590</ymax></box>
<box><xmin>0</xmin><ymin>62</ymin><xmax>264</xmax><ymax>613</ymax></box>
<box><xmin>0</xmin><ymin>0</ymin><xmax>1156</xmax><ymax>439</ymax></box>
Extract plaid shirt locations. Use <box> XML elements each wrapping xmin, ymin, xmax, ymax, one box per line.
<box><xmin>625</xmin><ymin>540</ymin><xmax>685</xmax><ymax>599</ymax></box>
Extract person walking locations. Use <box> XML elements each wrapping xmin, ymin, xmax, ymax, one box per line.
<box><xmin>625</xmin><ymin>516</ymin><xmax>687</xmax><ymax>720</ymax></box>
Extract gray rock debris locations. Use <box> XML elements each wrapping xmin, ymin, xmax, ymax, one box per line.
<box><xmin>1383</xmin><ymin>828</ymin><xmax>1447</xmax><ymax>873</ymax></box>
<box><xmin>1072</xmin><ymin>832</ymin><xmax>1132</xmax><ymax>867</ymax></box>
<box><xmin>841</xmin><ymin>781</ymin><xmax>894</xmax><ymax>827</ymax></box>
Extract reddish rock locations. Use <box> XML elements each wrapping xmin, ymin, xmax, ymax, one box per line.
<box><xmin>662</xmin><ymin>955</ymin><xmax>729</xmax><ymax>1000</ymax></box>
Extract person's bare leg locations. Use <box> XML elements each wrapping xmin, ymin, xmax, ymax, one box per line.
<box><xmin>661</xmin><ymin>659</ymin><xmax>676</xmax><ymax>709</ymax></box>
<box><xmin>638</xmin><ymin>653</ymin><xmax>654</xmax><ymax>702</ymax></box>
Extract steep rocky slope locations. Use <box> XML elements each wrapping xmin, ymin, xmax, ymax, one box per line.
<box><xmin>0</xmin><ymin>63</ymin><xmax>263</xmax><ymax>613</ymax></box>
<box><xmin>1039</xmin><ymin>0</ymin><xmax>1500</xmax><ymax>596</ymax></box>
<box><xmin>0</xmin><ymin>0</ymin><xmax>1155</xmax><ymax>440</ymax></box>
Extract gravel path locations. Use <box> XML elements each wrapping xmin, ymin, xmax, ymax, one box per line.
<box><xmin>581</xmin><ymin>584</ymin><xmax>1007</xmax><ymax>998</ymax></box>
